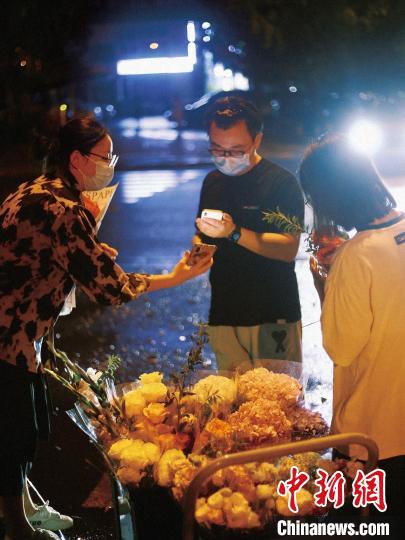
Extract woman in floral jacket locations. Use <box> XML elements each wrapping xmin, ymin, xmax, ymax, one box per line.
<box><xmin>0</xmin><ymin>115</ymin><xmax>212</xmax><ymax>539</ymax></box>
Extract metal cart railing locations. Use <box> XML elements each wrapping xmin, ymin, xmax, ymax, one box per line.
<box><xmin>182</xmin><ymin>432</ymin><xmax>379</xmax><ymax>540</ymax></box>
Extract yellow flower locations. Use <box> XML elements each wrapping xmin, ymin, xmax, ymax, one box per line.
<box><xmin>143</xmin><ymin>402</ymin><xmax>168</xmax><ymax>424</ymax></box>
<box><xmin>139</xmin><ymin>382</ymin><xmax>168</xmax><ymax>403</ymax></box>
<box><xmin>256</xmin><ymin>484</ymin><xmax>276</xmax><ymax>500</ymax></box>
<box><xmin>117</xmin><ymin>466</ymin><xmax>145</xmax><ymax>486</ymax></box>
<box><xmin>123</xmin><ymin>389</ymin><xmax>146</xmax><ymax>418</ymax></box>
<box><xmin>195</xmin><ymin>502</ymin><xmax>225</xmax><ymax>526</ymax></box>
<box><xmin>120</xmin><ymin>443</ymin><xmax>149</xmax><ymax>470</ymax></box>
<box><xmin>143</xmin><ymin>442</ymin><xmax>161</xmax><ymax>464</ymax></box>
<box><xmin>155</xmin><ymin>449</ymin><xmax>187</xmax><ymax>487</ymax></box>
<box><xmin>139</xmin><ymin>372</ymin><xmax>164</xmax><ymax>385</ymax></box>
<box><xmin>108</xmin><ymin>439</ymin><xmax>135</xmax><ymax>461</ymax></box>
<box><xmin>276</xmin><ymin>489</ymin><xmax>314</xmax><ymax>517</ymax></box>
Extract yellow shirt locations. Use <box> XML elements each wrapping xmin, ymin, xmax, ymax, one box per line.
<box><xmin>322</xmin><ymin>216</ymin><xmax>405</xmax><ymax>460</ymax></box>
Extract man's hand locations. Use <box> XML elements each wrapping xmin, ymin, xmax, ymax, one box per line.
<box><xmin>195</xmin><ymin>212</ymin><xmax>235</xmax><ymax>239</ymax></box>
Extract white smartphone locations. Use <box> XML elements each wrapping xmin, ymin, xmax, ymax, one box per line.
<box><xmin>188</xmin><ymin>243</ymin><xmax>217</xmax><ymax>266</ymax></box>
<box><xmin>201</xmin><ymin>209</ymin><xmax>224</xmax><ymax>221</ymax></box>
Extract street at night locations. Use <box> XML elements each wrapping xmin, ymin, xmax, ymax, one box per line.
<box><xmin>2</xmin><ymin>1</ymin><xmax>405</xmax><ymax>539</ymax></box>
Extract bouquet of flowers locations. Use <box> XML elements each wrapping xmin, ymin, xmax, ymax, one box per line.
<box><xmin>46</xmin><ymin>329</ymin><xmax>358</xmax><ymax>534</ymax></box>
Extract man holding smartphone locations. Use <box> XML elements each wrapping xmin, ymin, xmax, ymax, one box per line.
<box><xmin>193</xmin><ymin>96</ymin><xmax>304</xmax><ymax>375</ymax></box>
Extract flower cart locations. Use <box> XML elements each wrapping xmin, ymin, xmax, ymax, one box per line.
<box><xmin>182</xmin><ymin>432</ymin><xmax>379</xmax><ymax>540</ymax></box>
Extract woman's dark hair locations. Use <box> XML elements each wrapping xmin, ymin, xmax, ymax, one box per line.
<box><xmin>43</xmin><ymin>115</ymin><xmax>108</xmax><ymax>183</ymax></box>
<box><xmin>299</xmin><ymin>134</ymin><xmax>396</xmax><ymax>230</ymax></box>
<box><xmin>205</xmin><ymin>96</ymin><xmax>263</xmax><ymax>140</ymax></box>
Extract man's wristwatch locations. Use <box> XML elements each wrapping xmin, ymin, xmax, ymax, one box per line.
<box><xmin>228</xmin><ymin>225</ymin><xmax>241</xmax><ymax>243</ymax></box>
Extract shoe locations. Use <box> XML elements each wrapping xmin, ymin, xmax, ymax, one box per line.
<box><xmin>28</xmin><ymin>502</ymin><xmax>73</xmax><ymax>531</ymax></box>
<box><xmin>31</xmin><ymin>529</ymin><xmax>61</xmax><ymax>539</ymax></box>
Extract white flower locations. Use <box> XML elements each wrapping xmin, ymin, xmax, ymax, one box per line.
<box><xmin>192</xmin><ymin>375</ymin><xmax>237</xmax><ymax>410</ymax></box>
<box><xmin>86</xmin><ymin>367</ymin><xmax>103</xmax><ymax>384</ymax></box>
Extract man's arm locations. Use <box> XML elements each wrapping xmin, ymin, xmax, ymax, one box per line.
<box><xmin>195</xmin><ymin>214</ymin><xmax>299</xmax><ymax>262</ymax></box>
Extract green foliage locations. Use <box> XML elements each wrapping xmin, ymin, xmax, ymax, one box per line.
<box><xmin>99</xmin><ymin>354</ymin><xmax>122</xmax><ymax>383</ymax></box>
<box><xmin>262</xmin><ymin>208</ymin><xmax>304</xmax><ymax>234</ymax></box>
<box><xmin>166</xmin><ymin>323</ymin><xmax>209</xmax><ymax>429</ymax></box>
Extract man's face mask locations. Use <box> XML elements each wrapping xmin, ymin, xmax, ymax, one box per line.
<box><xmin>212</xmin><ymin>153</ymin><xmax>251</xmax><ymax>176</ymax></box>
<box><xmin>74</xmin><ymin>156</ymin><xmax>115</xmax><ymax>191</ymax></box>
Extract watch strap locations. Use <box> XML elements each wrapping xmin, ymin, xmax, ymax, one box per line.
<box><xmin>228</xmin><ymin>225</ymin><xmax>241</xmax><ymax>243</ymax></box>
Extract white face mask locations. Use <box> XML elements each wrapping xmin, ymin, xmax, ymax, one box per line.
<box><xmin>75</xmin><ymin>156</ymin><xmax>115</xmax><ymax>191</ymax></box>
<box><xmin>212</xmin><ymin>154</ymin><xmax>251</xmax><ymax>176</ymax></box>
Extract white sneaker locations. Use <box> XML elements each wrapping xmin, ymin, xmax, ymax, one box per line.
<box><xmin>31</xmin><ymin>529</ymin><xmax>61</xmax><ymax>539</ymax></box>
<box><xmin>28</xmin><ymin>502</ymin><xmax>73</xmax><ymax>531</ymax></box>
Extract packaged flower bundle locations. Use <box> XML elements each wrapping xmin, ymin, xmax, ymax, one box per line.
<box><xmin>46</xmin><ymin>329</ymin><xmax>360</xmax><ymax>535</ymax></box>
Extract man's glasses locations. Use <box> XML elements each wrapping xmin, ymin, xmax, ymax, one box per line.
<box><xmin>208</xmin><ymin>148</ymin><xmax>247</xmax><ymax>158</ymax></box>
<box><xmin>87</xmin><ymin>152</ymin><xmax>119</xmax><ymax>167</ymax></box>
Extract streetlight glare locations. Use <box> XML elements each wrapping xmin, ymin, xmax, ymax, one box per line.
<box><xmin>347</xmin><ymin>120</ymin><xmax>384</xmax><ymax>155</ymax></box>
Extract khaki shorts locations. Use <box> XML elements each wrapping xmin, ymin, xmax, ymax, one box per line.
<box><xmin>207</xmin><ymin>321</ymin><xmax>302</xmax><ymax>378</ymax></box>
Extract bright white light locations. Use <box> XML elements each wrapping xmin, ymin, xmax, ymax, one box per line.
<box><xmin>213</xmin><ymin>62</ymin><xmax>224</xmax><ymax>77</ymax></box>
<box><xmin>203</xmin><ymin>35</ymin><xmax>211</xmax><ymax>42</ymax></box>
<box><xmin>234</xmin><ymin>72</ymin><xmax>249</xmax><ymax>91</ymax></box>
<box><xmin>348</xmin><ymin>120</ymin><xmax>384</xmax><ymax>155</ymax></box>
<box><xmin>202</xmin><ymin>22</ymin><xmax>211</xmax><ymax>30</ymax></box>
<box><xmin>94</xmin><ymin>106</ymin><xmax>102</xmax><ymax>114</ymax></box>
<box><xmin>149</xmin><ymin>42</ymin><xmax>159</xmax><ymax>50</ymax></box>
<box><xmin>188</xmin><ymin>42</ymin><xmax>197</xmax><ymax>64</ymax></box>
<box><xmin>117</xmin><ymin>57</ymin><xmax>194</xmax><ymax>75</ymax></box>
<box><xmin>187</xmin><ymin>21</ymin><xmax>196</xmax><ymax>42</ymax></box>
<box><xmin>289</xmin><ymin>86</ymin><xmax>298</xmax><ymax>93</ymax></box>
<box><xmin>224</xmin><ymin>68</ymin><xmax>233</xmax><ymax>78</ymax></box>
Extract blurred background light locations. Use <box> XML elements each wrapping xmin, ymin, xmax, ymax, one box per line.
<box><xmin>188</xmin><ymin>42</ymin><xmax>197</xmax><ymax>64</ymax></box>
<box><xmin>187</xmin><ymin>21</ymin><xmax>196</xmax><ymax>42</ymax></box>
<box><xmin>59</xmin><ymin>104</ymin><xmax>67</xmax><ymax>112</ymax></box>
<box><xmin>117</xmin><ymin>57</ymin><xmax>194</xmax><ymax>75</ymax></box>
<box><xmin>289</xmin><ymin>85</ymin><xmax>298</xmax><ymax>93</ymax></box>
<box><xmin>347</xmin><ymin>119</ymin><xmax>384</xmax><ymax>155</ymax></box>
<box><xmin>149</xmin><ymin>42</ymin><xmax>159</xmax><ymax>50</ymax></box>
<box><xmin>201</xmin><ymin>22</ymin><xmax>211</xmax><ymax>30</ymax></box>
<box><xmin>202</xmin><ymin>36</ymin><xmax>210</xmax><ymax>43</ymax></box>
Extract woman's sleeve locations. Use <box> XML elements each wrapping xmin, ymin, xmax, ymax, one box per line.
<box><xmin>51</xmin><ymin>206</ymin><xmax>149</xmax><ymax>305</ymax></box>
<box><xmin>321</xmin><ymin>245</ymin><xmax>373</xmax><ymax>366</ymax></box>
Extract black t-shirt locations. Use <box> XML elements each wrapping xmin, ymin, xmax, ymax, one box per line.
<box><xmin>197</xmin><ymin>158</ymin><xmax>304</xmax><ymax>326</ymax></box>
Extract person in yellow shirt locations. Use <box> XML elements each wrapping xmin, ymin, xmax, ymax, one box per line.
<box><xmin>299</xmin><ymin>134</ymin><xmax>405</xmax><ymax>532</ymax></box>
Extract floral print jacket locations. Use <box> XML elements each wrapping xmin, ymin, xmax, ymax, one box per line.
<box><xmin>0</xmin><ymin>176</ymin><xmax>149</xmax><ymax>372</ymax></box>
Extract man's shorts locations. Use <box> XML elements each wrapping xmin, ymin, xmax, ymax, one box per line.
<box><xmin>0</xmin><ymin>360</ymin><xmax>50</xmax><ymax>496</ymax></box>
<box><xmin>207</xmin><ymin>321</ymin><xmax>302</xmax><ymax>377</ymax></box>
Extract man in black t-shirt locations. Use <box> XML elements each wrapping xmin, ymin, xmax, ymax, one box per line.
<box><xmin>193</xmin><ymin>96</ymin><xmax>304</xmax><ymax>374</ymax></box>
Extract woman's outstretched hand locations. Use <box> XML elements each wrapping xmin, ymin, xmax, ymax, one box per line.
<box><xmin>170</xmin><ymin>251</ymin><xmax>213</xmax><ymax>285</ymax></box>
<box><xmin>146</xmin><ymin>252</ymin><xmax>213</xmax><ymax>293</ymax></box>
